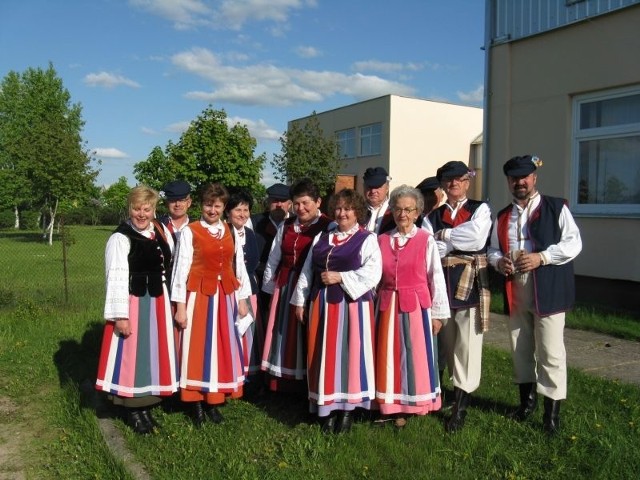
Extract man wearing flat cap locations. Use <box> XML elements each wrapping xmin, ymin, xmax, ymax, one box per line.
<box><xmin>362</xmin><ymin>166</ymin><xmax>395</xmax><ymax>234</ymax></box>
<box><xmin>416</xmin><ymin>176</ymin><xmax>445</xmax><ymax>222</ymax></box>
<box><xmin>251</xmin><ymin>183</ymin><xmax>293</xmax><ymax>291</ymax></box>
<box><xmin>488</xmin><ymin>155</ymin><xmax>582</xmax><ymax>435</ymax></box>
<box><xmin>426</xmin><ymin>160</ymin><xmax>492</xmax><ymax>433</ymax></box>
<box><xmin>160</xmin><ymin>180</ymin><xmax>192</xmax><ymax>245</ymax></box>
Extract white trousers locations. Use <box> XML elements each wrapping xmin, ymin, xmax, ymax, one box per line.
<box><xmin>439</xmin><ymin>307</ymin><xmax>484</xmax><ymax>393</ymax></box>
<box><xmin>509</xmin><ymin>274</ymin><xmax>567</xmax><ymax>400</ymax></box>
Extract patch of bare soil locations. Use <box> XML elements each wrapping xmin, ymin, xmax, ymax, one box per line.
<box><xmin>0</xmin><ymin>396</ymin><xmax>26</xmax><ymax>480</ymax></box>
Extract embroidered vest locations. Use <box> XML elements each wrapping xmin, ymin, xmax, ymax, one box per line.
<box><xmin>378</xmin><ymin>229</ymin><xmax>432</xmax><ymax>313</ymax></box>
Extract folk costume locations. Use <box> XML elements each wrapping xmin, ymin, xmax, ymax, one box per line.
<box><xmin>291</xmin><ymin>224</ymin><xmax>382</xmax><ymax>419</ymax></box>
<box><xmin>96</xmin><ymin>220</ymin><xmax>179</xmax><ymax>428</ymax></box>
<box><xmin>261</xmin><ymin>213</ymin><xmax>332</xmax><ymax>391</ymax></box>
<box><xmin>171</xmin><ymin>220</ymin><xmax>251</xmax><ymax>407</ymax></box>
<box><xmin>375</xmin><ymin>225</ymin><xmax>449</xmax><ymax>416</ymax></box>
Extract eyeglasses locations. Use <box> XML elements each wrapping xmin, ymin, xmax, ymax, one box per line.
<box><xmin>443</xmin><ymin>176</ymin><xmax>470</xmax><ymax>184</ymax></box>
<box><xmin>392</xmin><ymin>207</ymin><xmax>418</xmax><ymax>215</ymax></box>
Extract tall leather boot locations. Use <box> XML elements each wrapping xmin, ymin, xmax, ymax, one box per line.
<box><xmin>543</xmin><ymin>397</ymin><xmax>561</xmax><ymax>435</ymax></box>
<box><xmin>190</xmin><ymin>401</ymin><xmax>207</xmax><ymax>428</ymax></box>
<box><xmin>439</xmin><ymin>370</ymin><xmax>453</xmax><ymax>414</ymax></box>
<box><xmin>445</xmin><ymin>387</ymin><xmax>469</xmax><ymax>433</ymax></box>
<box><xmin>508</xmin><ymin>383</ymin><xmax>537</xmax><ymax>422</ymax></box>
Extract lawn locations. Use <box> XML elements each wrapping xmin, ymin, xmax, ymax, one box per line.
<box><xmin>0</xmin><ymin>226</ymin><xmax>638</xmax><ymax>479</ymax></box>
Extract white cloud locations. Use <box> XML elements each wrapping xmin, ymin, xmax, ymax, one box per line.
<box><xmin>294</xmin><ymin>45</ymin><xmax>321</xmax><ymax>58</ymax></box>
<box><xmin>130</xmin><ymin>0</ymin><xmax>317</xmax><ymax>31</ymax></box>
<box><xmin>227</xmin><ymin>116</ymin><xmax>281</xmax><ymax>141</ymax></box>
<box><xmin>172</xmin><ymin>47</ymin><xmax>415</xmax><ymax>107</ymax></box>
<box><xmin>165</xmin><ymin>121</ymin><xmax>192</xmax><ymax>133</ymax></box>
<box><xmin>352</xmin><ymin>60</ymin><xmax>424</xmax><ymax>73</ymax></box>
<box><xmin>93</xmin><ymin>148</ymin><xmax>129</xmax><ymax>158</ymax></box>
<box><xmin>457</xmin><ymin>85</ymin><xmax>484</xmax><ymax>104</ymax></box>
<box><xmin>141</xmin><ymin>126</ymin><xmax>158</xmax><ymax>135</ymax></box>
<box><xmin>84</xmin><ymin>72</ymin><xmax>141</xmax><ymax>89</ymax></box>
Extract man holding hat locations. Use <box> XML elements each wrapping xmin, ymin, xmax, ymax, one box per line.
<box><xmin>488</xmin><ymin>155</ymin><xmax>582</xmax><ymax>435</ymax></box>
<box><xmin>362</xmin><ymin>166</ymin><xmax>395</xmax><ymax>234</ymax></box>
<box><xmin>251</xmin><ymin>183</ymin><xmax>292</xmax><ymax>290</ymax></box>
<box><xmin>427</xmin><ymin>160</ymin><xmax>492</xmax><ymax>433</ymax></box>
<box><xmin>160</xmin><ymin>180</ymin><xmax>192</xmax><ymax>245</ymax></box>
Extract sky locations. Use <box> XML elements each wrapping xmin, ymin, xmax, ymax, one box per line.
<box><xmin>0</xmin><ymin>0</ymin><xmax>486</xmax><ymax>187</ymax></box>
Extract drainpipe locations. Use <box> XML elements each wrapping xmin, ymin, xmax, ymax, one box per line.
<box><xmin>481</xmin><ymin>0</ymin><xmax>493</xmax><ymax>203</ymax></box>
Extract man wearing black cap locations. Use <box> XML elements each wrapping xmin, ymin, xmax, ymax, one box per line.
<box><xmin>426</xmin><ymin>160</ymin><xmax>492</xmax><ymax>433</ymax></box>
<box><xmin>362</xmin><ymin>166</ymin><xmax>395</xmax><ymax>234</ymax></box>
<box><xmin>488</xmin><ymin>155</ymin><xmax>582</xmax><ymax>435</ymax></box>
<box><xmin>416</xmin><ymin>176</ymin><xmax>445</xmax><ymax>222</ymax></box>
<box><xmin>160</xmin><ymin>180</ymin><xmax>192</xmax><ymax>245</ymax></box>
<box><xmin>251</xmin><ymin>183</ymin><xmax>292</xmax><ymax>290</ymax></box>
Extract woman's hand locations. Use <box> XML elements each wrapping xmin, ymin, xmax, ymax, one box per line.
<box><xmin>114</xmin><ymin>319</ymin><xmax>132</xmax><ymax>337</ymax></box>
<box><xmin>238</xmin><ymin>298</ymin><xmax>249</xmax><ymax>318</ymax></box>
<box><xmin>174</xmin><ymin>303</ymin><xmax>188</xmax><ymax>330</ymax></box>
<box><xmin>295</xmin><ymin>306</ymin><xmax>306</xmax><ymax>324</ymax></box>
<box><xmin>432</xmin><ymin>319</ymin><xmax>443</xmax><ymax>335</ymax></box>
<box><xmin>320</xmin><ymin>271</ymin><xmax>342</xmax><ymax>286</ymax></box>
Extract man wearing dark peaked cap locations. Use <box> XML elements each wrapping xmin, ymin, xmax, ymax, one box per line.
<box><xmin>426</xmin><ymin>160</ymin><xmax>492</xmax><ymax>433</ymax></box>
<box><xmin>362</xmin><ymin>166</ymin><xmax>395</xmax><ymax>234</ymax></box>
<box><xmin>488</xmin><ymin>155</ymin><xmax>582</xmax><ymax>435</ymax></box>
<box><xmin>160</xmin><ymin>180</ymin><xmax>192</xmax><ymax>245</ymax></box>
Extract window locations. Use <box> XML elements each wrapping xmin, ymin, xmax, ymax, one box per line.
<box><xmin>336</xmin><ymin>128</ymin><xmax>355</xmax><ymax>158</ymax></box>
<box><xmin>359</xmin><ymin>123</ymin><xmax>381</xmax><ymax>157</ymax></box>
<box><xmin>571</xmin><ymin>86</ymin><xmax>640</xmax><ymax>216</ymax></box>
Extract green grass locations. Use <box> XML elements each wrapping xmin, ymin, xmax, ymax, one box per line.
<box><xmin>1</xmin><ymin>226</ymin><xmax>639</xmax><ymax>479</ymax></box>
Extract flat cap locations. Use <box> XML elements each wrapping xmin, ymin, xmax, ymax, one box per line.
<box><xmin>503</xmin><ymin>155</ymin><xmax>542</xmax><ymax>177</ymax></box>
<box><xmin>162</xmin><ymin>180</ymin><xmax>191</xmax><ymax>200</ymax></box>
<box><xmin>363</xmin><ymin>166</ymin><xmax>390</xmax><ymax>188</ymax></box>
<box><xmin>415</xmin><ymin>176</ymin><xmax>440</xmax><ymax>193</ymax></box>
<box><xmin>436</xmin><ymin>161</ymin><xmax>470</xmax><ymax>181</ymax></box>
<box><xmin>266</xmin><ymin>183</ymin><xmax>290</xmax><ymax>200</ymax></box>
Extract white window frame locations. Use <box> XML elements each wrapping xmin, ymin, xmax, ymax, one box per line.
<box><xmin>336</xmin><ymin>128</ymin><xmax>356</xmax><ymax>159</ymax></box>
<box><xmin>570</xmin><ymin>85</ymin><xmax>640</xmax><ymax>217</ymax></box>
<box><xmin>359</xmin><ymin>123</ymin><xmax>382</xmax><ymax>157</ymax></box>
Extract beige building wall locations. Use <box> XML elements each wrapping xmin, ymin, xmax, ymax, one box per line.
<box><xmin>305</xmin><ymin>95</ymin><xmax>482</xmax><ymax>195</ymax></box>
<box><xmin>486</xmin><ymin>6</ymin><xmax>640</xmax><ymax>282</ymax></box>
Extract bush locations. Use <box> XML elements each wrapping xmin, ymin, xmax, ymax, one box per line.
<box><xmin>20</xmin><ymin>210</ymin><xmax>41</xmax><ymax>230</ymax></box>
<box><xmin>0</xmin><ymin>209</ymin><xmax>15</xmax><ymax>229</ymax></box>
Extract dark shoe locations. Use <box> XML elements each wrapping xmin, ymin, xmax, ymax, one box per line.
<box><xmin>320</xmin><ymin>412</ymin><xmax>337</xmax><ymax>434</ymax></box>
<box><xmin>205</xmin><ymin>405</ymin><xmax>224</xmax><ymax>424</ymax></box>
<box><xmin>335</xmin><ymin>411</ymin><xmax>353</xmax><ymax>434</ymax></box>
<box><xmin>543</xmin><ymin>397</ymin><xmax>561</xmax><ymax>435</ymax></box>
<box><xmin>190</xmin><ymin>401</ymin><xmax>206</xmax><ymax>428</ymax></box>
<box><xmin>126</xmin><ymin>409</ymin><xmax>152</xmax><ymax>435</ymax></box>
<box><xmin>508</xmin><ymin>383</ymin><xmax>538</xmax><ymax>422</ymax></box>
<box><xmin>445</xmin><ymin>387</ymin><xmax>470</xmax><ymax>433</ymax></box>
<box><xmin>140</xmin><ymin>409</ymin><xmax>160</xmax><ymax>431</ymax></box>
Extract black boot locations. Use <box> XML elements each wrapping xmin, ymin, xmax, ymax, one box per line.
<box><xmin>335</xmin><ymin>411</ymin><xmax>353</xmax><ymax>434</ymax></box>
<box><xmin>543</xmin><ymin>397</ymin><xmax>561</xmax><ymax>435</ymax></box>
<box><xmin>445</xmin><ymin>387</ymin><xmax>470</xmax><ymax>433</ymax></box>
<box><xmin>508</xmin><ymin>383</ymin><xmax>537</xmax><ymax>422</ymax></box>
<box><xmin>126</xmin><ymin>408</ymin><xmax>152</xmax><ymax>435</ymax></box>
<box><xmin>190</xmin><ymin>401</ymin><xmax>207</xmax><ymax>428</ymax></box>
<box><xmin>320</xmin><ymin>412</ymin><xmax>337</xmax><ymax>434</ymax></box>
<box><xmin>205</xmin><ymin>404</ymin><xmax>224</xmax><ymax>424</ymax></box>
<box><xmin>439</xmin><ymin>370</ymin><xmax>453</xmax><ymax>413</ymax></box>
<box><xmin>140</xmin><ymin>408</ymin><xmax>162</xmax><ymax>431</ymax></box>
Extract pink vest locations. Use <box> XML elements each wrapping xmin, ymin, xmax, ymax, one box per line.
<box><xmin>378</xmin><ymin>229</ymin><xmax>432</xmax><ymax>313</ymax></box>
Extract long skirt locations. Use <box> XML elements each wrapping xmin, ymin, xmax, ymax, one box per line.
<box><xmin>96</xmin><ymin>290</ymin><xmax>178</xmax><ymax>397</ymax></box>
<box><xmin>375</xmin><ymin>292</ymin><xmax>441</xmax><ymax>415</ymax></box>
<box><xmin>240</xmin><ymin>293</ymin><xmax>264</xmax><ymax>376</ymax></box>
<box><xmin>307</xmin><ymin>289</ymin><xmax>375</xmax><ymax>417</ymax></box>
<box><xmin>178</xmin><ymin>286</ymin><xmax>245</xmax><ymax>395</ymax></box>
<box><xmin>261</xmin><ymin>270</ymin><xmax>306</xmax><ymax>382</ymax></box>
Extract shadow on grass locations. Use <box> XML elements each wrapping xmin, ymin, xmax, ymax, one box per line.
<box><xmin>0</xmin><ymin>231</ymin><xmax>59</xmax><ymax>243</ymax></box>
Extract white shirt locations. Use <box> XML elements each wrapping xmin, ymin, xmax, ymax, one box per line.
<box><xmin>487</xmin><ymin>194</ymin><xmax>582</xmax><ymax>267</ymax></box>
<box><xmin>386</xmin><ymin>225</ymin><xmax>451</xmax><ymax>320</ymax></box>
<box><xmin>171</xmin><ymin>219</ymin><xmax>251</xmax><ymax>303</ymax></box>
<box><xmin>366</xmin><ymin>198</ymin><xmax>390</xmax><ymax>234</ymax></box>
<box><xmin>103</xmin><ymin>221</ymin><xmax>174</xmax><ymax>320</ymax></box>
<box><xmin>290</xmin><ymin>224</ymin><xmax>382</xmax><ymax>307</ymax></box>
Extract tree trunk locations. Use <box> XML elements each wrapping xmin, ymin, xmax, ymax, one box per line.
<box><xmin>46</xmin><ymin>198</ymin><xmax>58</xmax><ymax>246</ymax></box>
<box><xmin>14</xmin><ymin>205</ymin><xmax>20</xmax><ymax>229</ymax></box>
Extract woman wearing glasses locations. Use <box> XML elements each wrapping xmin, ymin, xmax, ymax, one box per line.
<box><xmin>291</xmin><ymin>189</ymin><xmax>382</xmax><ymax>433</ymax></box>
<box><xmin>374</xmin><ymin>185</ymin><xmax>450</xmax><ymax>428</ymax></box>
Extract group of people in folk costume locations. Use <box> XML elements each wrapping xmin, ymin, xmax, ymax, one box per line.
<box><xmin>96</xmin><ymin>154</ymin><xmax>582</xmax><ymax>437</ymax></box>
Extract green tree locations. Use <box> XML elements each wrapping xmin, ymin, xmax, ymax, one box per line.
<box><xmin>134</xmin><ymin>107</ymin><xmax>266</xmax><ymax>199</ymax></box>
<box><xmin>0</xmin><ymin>63</ymin><xmax>97</xmax><ymax>241</ymax></box>
<box><xmin>271</xmin><ymin>112</ymin><xmax>342</xmax><ymax>198</ymax></box>
<box><xmin>102</xmin><ymin>176</ymin><xmax>131</xmax><ymax>219</ymax></box>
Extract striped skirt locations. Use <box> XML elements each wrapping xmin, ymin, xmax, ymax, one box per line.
<box><xmin>307</xmin><ymin>289</ymin><xmax>375</xmax><ymax>416</ymax></box>
<box><xmin>240</xmin><ymin>294</ymin><xmax>264</xmax><ymax>376</ymax></box>
<box><xmin>375</xmin><ymin>291</ymin><xmax>441</xmax><ymax>415</ymax></box>
<box><xmin>96</xmin><ymin>290</ymin><xmax>179</xmax><ymax>397</ymax></box>
<box><xmin>178</xmin><ymin>286</ymin><xmax>245</xmax><ymax>393</ymax></box>
<box><xmin>261</xmin><ymin>270</ymin><xmax>306</xmax><ymax>380</ymax></box>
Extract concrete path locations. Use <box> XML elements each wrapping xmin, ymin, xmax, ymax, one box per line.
<box><xmin>484</xmin><ymin>313</ymin><xmax>640</xmax><ymax>387</ymax></box>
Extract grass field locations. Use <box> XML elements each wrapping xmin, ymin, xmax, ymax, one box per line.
<box><xmin>0</xmin><ymin>226</ymin><xmax>639</xmax><ymax>479</ymax></box>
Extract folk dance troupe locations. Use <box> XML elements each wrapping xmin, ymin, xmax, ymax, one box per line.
<box><xmin>97</xmin><ymin>157</ymin><xmax>580</xmax><ymax>436</ymax></box>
